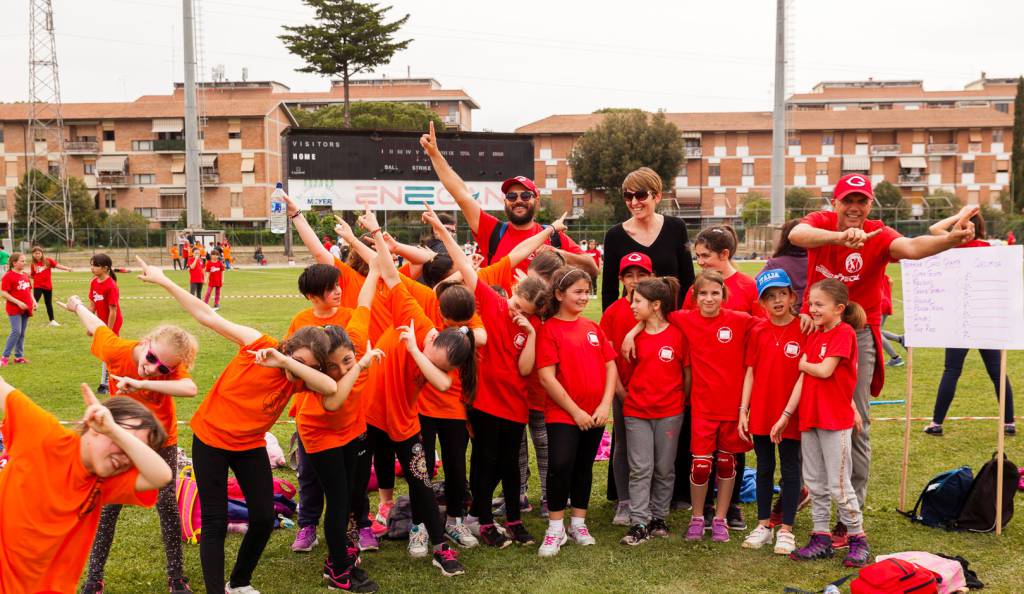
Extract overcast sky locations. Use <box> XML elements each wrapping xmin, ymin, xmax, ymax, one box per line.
<box><xmin>1</xmin><ymin>0</ymin><xmax>1021</xmax><ymax>132</ymax></box>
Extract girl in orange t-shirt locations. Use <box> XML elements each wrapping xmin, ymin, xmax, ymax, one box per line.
<box><xmin>59</xmin><ymin>294</ymin><xmax>199</xmax><ymax>594</ymax></box>
<box><xmin>169</xmin><ymin>244</ymin><xmax>182</xmax><ymax>270</ymax></box>
<box><xmin>0</xmin><ymin>379</ymin><xmax>172</xmax><ymax>594</ymax></box>
<box><xmin>135</xmin><ymin>256</ymin><xmax>340</xmax><ymax>594</ymax></box>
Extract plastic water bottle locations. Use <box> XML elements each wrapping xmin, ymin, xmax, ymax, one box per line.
<box><xmin>270</xmin><ymin>182</ymin><xmax>287</xmax><ymax>234</ymax></box>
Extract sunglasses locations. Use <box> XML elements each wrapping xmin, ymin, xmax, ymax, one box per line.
<box><xmin>145</xmin><ymin>350</ymin><xmax>175</xmax><ymax>375</ymax></box>
<box><xmin>505</xmin><ymin>191</ymin><xmax>535</xmax><ymax>203</ymax></box>
<box><xmin>622</xmin><ymin>190</ymin><xmax>652</xmax><ymax>202</ymax></box>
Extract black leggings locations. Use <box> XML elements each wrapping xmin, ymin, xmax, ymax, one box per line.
<box><xmin>307</xmin><ymin>444</ymin><xmax>357</xmax><ymax>568</ymax></box>
<box><xmin>469</xmin><ymin>409</ymin><xmax>525</xmax><ymax>524</ymax></box>
<box><xmin>192</xmin><ymin>435</ymin><xmax>275</xmax><ymax>592</ymax></box>
<box><xmin>295</xmin><ymin>436</ymin><xmax>324</xmax><ymax>528</ymax></box>
<box><xmin>33</xmin><ymin>288</ymin><xmax>54</xmax><ymax>322</ymax></box>
<box><xmin>673</xmin><ymin>407</ymin><xmax>693</xmax><ymax>502</ymax></box>
<box><xmin>934</xmin><ymin>348</ymin><xmax>1015</xmax><ymax>424</ymax></box>
<box><xmin>350</xmin><ymin>434</ymin><xmax>374</xmax><ymax>529</ymax></box>
<box><xmin>367</xmin><ymin>424</ymin><xmax>445</xmax><ymax>544</ymax></box>
<box><xmin>545</xmin><ymin>423</ymin><xmax>605</xmax><ymax>513</ymax></box>
<box><xmin>752</xmin><ymin>435</ymin><xmax>802</xmax><ymax>525</ymax></box>
<box><xmin>189</xmin><ymin>282</ymin><xmax>204</xmax><ymax>299</ymax></box>
<box><xmin>85</xmin><ymin>445</ymin><xmax>185</xmax><ymax>585</ymax></box>
<box><xmin>372</xmin><ymin>428</ymin><xmax>397</xmax><ymax>491</ymax></box>
<box><xmin>419</xmin><ymin>414</ymin><xmax>469</xmax><ymax>518</ymax></box>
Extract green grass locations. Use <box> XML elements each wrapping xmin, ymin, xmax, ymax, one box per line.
<box><xmin>6</xmin><ymin>263</ymin><xmax>1023</xmax><ymax>593</ymax></box>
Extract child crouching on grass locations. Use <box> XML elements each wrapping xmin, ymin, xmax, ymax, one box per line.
<box><xmin>771</xmin><ymin>278</ymin><xmax>870</xmax><ymax>568</ymax></box>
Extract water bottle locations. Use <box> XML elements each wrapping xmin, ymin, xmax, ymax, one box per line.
<box><xmin>270</xmin><ymin>182</ymin><xmax>287</xmax><ymax>234</ymax></box>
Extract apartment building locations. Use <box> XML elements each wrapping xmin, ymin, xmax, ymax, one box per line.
<box><xmin>516</xmin><ymin>77</ymin><xmax>1015</xmax><ymax>220</ymax></box>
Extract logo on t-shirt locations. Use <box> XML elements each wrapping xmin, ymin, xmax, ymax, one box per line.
<box><xmin>586</xmin><ymin>331</ymin><xmax>600</xmax><ymax>347</ymax></box>
<box><xmin>783</xmin><ymin>341</ymin><xmax>801</xmax><ymax>358</ymax></box>
<box><xmin>210</xmin><ymin>266</ymin><xmax>221</xmax><ymax>273</ymax></box>
<box><xmin>844</xmin><ymin>253</ymin><xmax>863</xmax><ymax>274</ymax></box>
<box><xmin>819</xmin><ymin>343</ymin><xmax>828</xmax><ymax>359</ymax></box>
<box><xmin>93</xmin><ymin>293</ymin><xmax>105</xmax><ymax>302</ymax></box>
<box><xmin>717</xmin><ymin>327</ymin><xmax>733</xmax><ymax>343</ymax></box>
<box><xmin>16</xmin><ymin>280</ymin><xmax>29</xmax><ymax>291</ymax></box>
<box><xmin>658</xmin><ymin>346</ymin><xmax>675</xmax><ymax>362</ymax></box>
<box><xmin>33</xmin><ymin>265</ymin><xmax>45</xmax><ymax>273</ymax></box>
<box><xmin>513</xmin><ymin>332</ymin><xmax>527</xmax><ymax>349</ymax></box>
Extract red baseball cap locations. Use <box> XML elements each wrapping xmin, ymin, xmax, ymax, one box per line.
<box><xmin>619</xmin><ymin>252</ymin><xmax>653</xmax><ymax>275</ymax></box>
<box><xmin>833</xmin><ymin>173</ymin><xmax>874</xmax><ymax>203</ymax></box>
<box><xmin>501</xmin><ymin>176</ymin><xmax>539</xmax><ymax>195</ymax></box>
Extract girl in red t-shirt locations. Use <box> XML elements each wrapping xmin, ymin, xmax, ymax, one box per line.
<box><xmin>203</xmin><ymin>250</ymin><xmax>225</xmax><ymax>309</ymax></box>
<box><xmin>618</xmin><ymin>276</ymin><xmax>688</xmax><ymax>545</ymax></box>
<box><xmin>89</xmin><ymin>254</ymin><xmax>122</xmax><ymax>393</ymax></box>
<box><xmin>1</xmin><ymin>253</ymin><xmax>33</xmax><ymax>365</ymax></box>
<box><xmin>684</xmin><ymin>225</ymin><xmax>764</xmax><ymax>316</ymax></box>
<box><xmin>29</xmin><ymin>246</ymin><xmax>71</xmax><ymax>326</ymax></box>
<box><xmin>536</xmin><ymin>266</ymin><xmax>617</xmax><ymax>557</ymax></box>
<box><xmin>187</xmin><ymin>249</ymin><xmax>205</xmax><ymax>299</ymax></box>
<box><xmin>771</xmin><ymin>278</ymin><xmax>869</xmax><ymax>568</ymax></box>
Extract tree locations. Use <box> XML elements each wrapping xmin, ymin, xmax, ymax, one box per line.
<box><xmin>14</xmin><ymin>172</ymin><xmax>100</xmax><ymax>239</ymax></box>
<box><xmin>104</xmin><ymin>209</ymin><xmax>152</xmax><ymax>245</ymax></box>
<box><xmin>176</xmin><ymin>208</ymin><xmax>220</xmax><ymax>229</ymax></box>
<box><xmin>1012</xmin><ymin>76</ymin><xmax>1024</xmax><ymax>214</ymax></box>
<box><xmin>784</xmin><ymin>187</ymin><xmax>816</xmax><ymax>220</ymax></box>
<box><xmin>871</xmin><ymin>181</ymin><xmax>910</xmax><ymax>220</ymax></box>
<box><xmin>569</xmin><ymin>111</ymin><xmax>684</xmax><ymax>222</ymax></box>
<box><xmin>293</xmin><ymin>101</ymin><xmax>442</xmax><ymax>131</ymax></box>
<box><xmin>740</xmin><ymin>192</ymin><xmax>771</xmax><ymax>227</ymax></box>
<box><xmin>280</xmin><ymin>0</ymin><xmax>411</xmax><ymax>128</ymax></box>
<box><xmin>924</xmin><ymin>189</ymin><xmax>961</xmax><ymax>219</ymax></box>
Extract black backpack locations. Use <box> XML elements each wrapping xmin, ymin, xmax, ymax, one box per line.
<box><xmin>956</xmin><ymin>452</ymin><xmax>1018</xmax><ymax>532</ymax></box>
<box><xmin>485</xmin><ymin>221</ymin><xmax>562</xmax><ymax>265</ymax></box>
<box><xmin>385</xmin><ymin>496</ymin><xmax>413</xmax><ymax>540</ymax></box>
<box><xmin>901</xmin><ymin>466</ymin><xmax>973</xmax><ymax>529</ymax></box>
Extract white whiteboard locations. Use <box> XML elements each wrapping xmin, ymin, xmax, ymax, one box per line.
<box><xmin>902</xmin><ymin>245</ymin><xmax>1024</xmax><ymax>350</ymax></box>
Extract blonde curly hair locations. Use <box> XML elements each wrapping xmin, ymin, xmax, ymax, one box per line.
<box><xmin>142</xmin><ymin>325</ymin><xmax>199</xmax><ymax>371</ymax></box>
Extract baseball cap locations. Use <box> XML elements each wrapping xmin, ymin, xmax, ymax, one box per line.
<box><xmin>619</xmin><ymin>252</ymin><xmax>653</xmax><ymax>275</ymax></box>
<box><xmin>755</xmin><ymin>268</ymin><xmax>793</xmax><ymax>299</ymax></box>
<box><xmin>501</xmin><ymin>176</ymin><xmax>539</xmax><ymax>195</ymax></box>
<box><xmin>833</xmin><ymin>173</ymin><xmax>874</xmax><ymax>203</ymax></box>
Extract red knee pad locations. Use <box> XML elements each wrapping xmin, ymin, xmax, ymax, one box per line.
<box><xmin>690</xmin><ymin>457</ymin><xmax>713</xmax><ymax>486</ymax></box>
<box><xmin>716</xmin><ymin>452</ymin><xmax>736</xmax><ymax>481</ymax></box>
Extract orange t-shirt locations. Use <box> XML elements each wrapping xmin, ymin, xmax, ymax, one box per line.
<box><xmin>90</xmin><ymin>326</ymin><xmax>190</xmax><ymax>447</ymax></box>
<box><xmin>477</xmin><ymin>256</ymin><xmax>514</xmax><ymax>297</ymax></box>
<box><xmin>169</xmin><ymin>246</ymin><xmax>179</xmax><ymax>259</ymax></box>
<box><xmin>190</xmin><ymin>335</ymin><xmax>299</xmax><ymax>451</ymax></box>
<box><xmin>285</xmin><ymin>305</ymin><xmax>354</xmax><ymax>418</ymax></box>
<box><xmin>333</xmin><ymin>256</ymin><xmax>393</xmax><ymax>342</ymax></box>
<box><xmin>0</xmin><ymin>390</ymin><xmax>155</xmax><ymax>594</ymax></box>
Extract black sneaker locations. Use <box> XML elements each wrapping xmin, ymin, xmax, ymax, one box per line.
<box><xmin>505</xmin><ymin>521</ymin><xmax>536</xmax><ymax>545</ymax></box>
<box><xmin>96</xmin><ymin>384</ymin><xmax>109</xmax><ymax>395</ymax></box>
<box><xmin>923</xmin><ymin>423</ymin><xmax>943</xmax><ymax>436</ymax></box>
<box><xmin>1006</xmin><ymin>423</ymin><xmax>1016</xmax><ymax>436</ymax></box>
<box><xmin>168</xmin><ymin>577</ymin><xmax>192</xmax><ymax>594</ymax></box>
<box><xmin>619</xmin><ymin>523</ymin><xmax>649</xmax><ymax>546</ymax></box>
<box><xmin>432</xmin><ymin>543</ymin><xmax>465</xmax><ymax>577</ymax></box>
<box><xmin>80</xmin><ymin>581</ymin><xmax>104</xmax><ymax>594</ymax></box>
<box><xmin>478</xmin><ymin>524</ymin><xmax>511</xmax><ymax>549</ymax></box>
<box><xmin>648</xmin><ymin>517</ymin><xmax>670</xmax><ymax>538</ymax></box>
<box><xmin>727</xmin><ymin>504</ymin><xmax>746</xmax><ymax>531</ymax></box>
<box><xmin>323</xmin><ymin>559</ymin><xmax>379</xmax><ymax>592</ymax></box>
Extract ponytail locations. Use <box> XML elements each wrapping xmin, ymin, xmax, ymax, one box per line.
<box><xmin>433</xmin><ymin>326</ymin><xmax>477</xmax><ymax>404</ymax></box>
<box><xmin>842</xmin><ymin>302</ymin><xmax>867</xmax><ymax>331</ymax></box>
<box><xmin>91</xmin><ymin>253</ymin><xmax>116</xmax><ymax>282</ymax></box>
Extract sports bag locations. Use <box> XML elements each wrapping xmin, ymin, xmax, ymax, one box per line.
<box><xmin>850</xmin><ymin>558</ymin><xmax>940</xmax><ymax>594</ymax></box>
<box><xmin>175</xmin><ymin>465</ymin><xmax>202</xmax><ymax>543</ymax></box>
<box><xmin>877</xmin><ymin>552</ymin><xmax>966</xmax><ymax>594</ymax></box>
<box><xmin>901</xmin><ymin>466</ymin><xmax>973</xmax><ymax>529</ymax></box>
<box><xmin>957</xmin><ymin>452</ymin><xmax>1017</xmax><ymax>532</ymax></box>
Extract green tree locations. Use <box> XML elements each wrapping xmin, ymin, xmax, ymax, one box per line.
<box><xmin>1012</xmin><ymin>76</ymin><xmax>1024</xmax><ymax>214</ymax></box>
<box><xmin>14</xmin><ymin>172</ymin><xmax>100</xmax><ymax>240</ymax></box>
<box><xmin>870</xmin><ymin>181</ymin><xmax>910</xmax><ymax>220</ymax></box>
<box><xmin>924</xmin><ymin>189</ymin><xmax>961</xmax><ymax>219</ymax></box>
<box><xmin>784</xmin><ymin>187</ymin><xmax>816</xmax><ymax>220</ymax></box>
<box><xmin>741</xmin><ymin>192</ymin><xmax>771</xmax><ymax>227</ymax></box>
<box><xmin>176</xmin><ymin>208</ymin><xmax>220</xmax><ymax>229</ymax></box>
<box><xmin>580</xmin><ymin>199</ymin><xmax>615</xmax><ymax>227</ymax></box>
<box><xmin>293</xmin><ymin>102</ymin><xmax>443</xmax><ymax>131</ymax></box>
<box><xmin>279</xmin><ymin>0</ymin><xmax>411</xmax><ymax>128</ymax></box>
<box><xmin>104</xmin><ymin>209</ymin><xmax>152</xmax><ymax>245</ymax></box>
<box><xmin>568</xmin><ymin>111</ymin><xmax>684</xmax><ymax>222</ymax></box>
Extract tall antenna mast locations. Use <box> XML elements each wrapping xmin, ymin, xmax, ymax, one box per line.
<box><xmin>26</xmin><ymin>0</ymin><xmax>72</xmax><ymax>245</ymax></box>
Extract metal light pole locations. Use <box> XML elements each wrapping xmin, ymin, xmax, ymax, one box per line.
<box><xmin>770</xmin><ymin>0</ymin><xmax>786</xmax><ymax>226</ymax></box>
<box><xmin>182</xmin><ymin>0</ymin><xmax>202</xmax><ymax>229</ymax></box>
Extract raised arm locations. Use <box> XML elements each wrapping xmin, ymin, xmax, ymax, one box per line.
<box><xmin>420</xmin><ymin>121</ymin><xmax>482</xmax><ymax>233</ymax></box>
<box><xmin>57</xmin><ymin>294</ymin><xmax>106</xmax><ymax>335</ymax></box>
<box><xmin>398</xmin><ymin>319</ymin><xmax>452</xmax><ymax>392</ymax></box>
<box><xmin>360</xmin><ymin>209</ymin><xmax>403</xmax><ymax>291</ymax></box>
<box><xmin>559</xmin><ymin>249</ymin><xmax>599</xmax><ymax>279</ymax></box>
<box><xmin>283</xmin><ymin>193</ymin><xmax>333</xmax><ymax>265</ymax></box>
<box><xmin>505</xmin><ymin>212</ymin><xmax>568</xmax><ymax>268</ymax></box>
<box><xmin>790</xmin><ymin>223</ymin><xmax>882</xmax><ymax>251</ymax></box>
<box><xmin>383</xmin><ymin>232</ymin><xmax>435</xmax><ymax>265</ymax></box>
<box><xmin>336</xmin><ymin>214</ymin><xmax>378</xmax><ymax>266</ymax></box>
<box><xmin>250</xmin><ymin>347</ymin><xmax>337</xmax><ymax>395</ymax></box>
<box><xmin>928</xmin><ymin>205</ymin><xmax>978</xmax><ymax>236</ymax></box>
<box><xmin>891</xmin><ymin>206</ymin><xmax>977</xmax><ymax>260</ymax></box>
<box><xmin>422</xmin><ymin>203</ymin><xmax>478</xmax><ymax>291</ymax></box>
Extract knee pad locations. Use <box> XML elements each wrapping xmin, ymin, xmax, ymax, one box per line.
<box><xmin>690</xmin><ymin>457</ymin><xmax>713</xmax><ymax>486</ymax></box>
<box><xmin>716</xmin><ymin>452</ymin><xmax>736</xmax><ymax>481</ymax></box>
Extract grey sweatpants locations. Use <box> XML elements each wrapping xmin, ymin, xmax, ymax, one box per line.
<box><xmin>851</xmin><ymin>327</ymin><xmax>876</xmax><ymax>509</ymax></box>
<box><xmin>611</xmin><ymin>398</ymin><xmax>630</xmax><ymax>505</ymax></box>
<box><xmin>625</xmin><ymin>413</ymin><xmax>684</xmax><ymax>525</ymax></box>
<box><xmin>802</xmin><ymin>427</ymin><xmax>863</xmax><ymax>534</ymax></box>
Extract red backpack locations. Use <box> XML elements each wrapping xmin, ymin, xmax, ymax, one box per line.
<box><xmin>851</xmin><ymin>558</ymin><xmax>940</xmax><ymax>594</ymax></box>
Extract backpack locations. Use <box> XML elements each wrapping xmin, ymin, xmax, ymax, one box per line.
<box><xmin>876</xmin><ymin>552</ymin><xmax>966</xmax><ymax>594</ymax></box>
<box><xmin>901</xmin><ymin>466</ymin><xmax>973</xmax><ymax>529</ymax></box>
<box><xmin>850</xmin><ymin>558</ymin><xmax>940</xmax><ymax>594</ymax></box>
<box><xmin>485</xmin><ymin>221</ymin><xmax>563</xmax><ymax>265</ymax></box>
<box><xmin>385</xmin><ymin>496</ymin><xmax>413</xmax><ymax>540</ymax></box>
<box><xmin>957</xmin><ymin>452</ymin><xmax>1018</xmax><ymax>532</ymax></box>
<box><xmin>175</xmin><ymin>465</ymin><xmax>202</xmax><ymax>543</ymax></box>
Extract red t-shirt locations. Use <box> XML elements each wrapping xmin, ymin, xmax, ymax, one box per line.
<box><xmin>205</xmin><ymin>260</ymin><xmax>225</xmax><ymax>287</ymax></box>
<box><xmin>523</xmin><ymin>316</ymin><xmax>547</xmax><ymax>411</ymax></box>
<box><xmin>683</xmin><ymin>270</ymin><xmax>764</xmax><ymax>316</ymax></box>
<box><xmin>29</xmin><ymin>257</ymin><xmax>58</xmax><ymax>291</ymax></box>
<box><xmin>799</xmin><ymin>323</ymin><xmax>858</xmax><ymax>432</ymax></box>
<box><xmin>880</xmin><ymin>275</ymin><xmax>893</xmax><ymax>316</ymax></box>
<box><xmin>89</xmin><ymin>276</ymin><xmax>122</xmax><ymax>334</ymax></box>
<box><xmin>668</xmin><ymin>308</ymin><xmax>754</xmax><ymax>421</ymax></box>
<box><xmin>474</xmin><ymin>211</ymin><xmax>583</xmax><ymax>274</ymax></box>
<box><xmin>584</xmin><ymin>249</ymin><xmax>601</xmax><ymax>268</ymax></box>
<box><xmin>599</xmin><ymin>297</ymin><xmax>638</xmax><ymax>387</ymax></box>
<box><xmin>536</xmin><ymin>317</ymin><xmax>616</xmax><ymax>425</ymax></box>
<box><xmin>624</xmin><ymin>324</ymin><xmax>688</xmax><ymax>419</ymax></box>
<box><xmin>2</xmin><ymin>270</ymin><xmax>33</xmax><ymax>316</ymax></box>
<box><xmin>472</xmin><ymin>279</ymin><xmax>530</xmax><ymax>423</ymax></box>
<box><xmin>745</xmin><ymin>318</ymin><xmax>805</xmax><ymax>439</ymax></box>
<box><xmin>188</xmin><ymin>257</ymin><xmax>205</xmax><ymax>283</ymax></box>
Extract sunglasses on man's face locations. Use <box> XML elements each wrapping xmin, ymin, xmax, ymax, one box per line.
<box><xmin>622</xmin><ymin>190</ymin><xmax>651</xmax><ymax>202</ymax></box>
<box><xmin>145</xmin><ymin>350</ymin><xmax>175</xmax><ymax>375</ymax></box>
<box><xmin>505</xmin><ymin>191</ymin><xmax>536</xmax><ymax>203</ymax></box>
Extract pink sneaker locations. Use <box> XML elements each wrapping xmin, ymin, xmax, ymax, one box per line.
<box><xmin>291</xmin><ymin>525</ymin><xmax>318</xmax><ymax>552</ymax></box>
<box><xmin>370</xmin><ymin>514</ymin><xmax>388</xmax><ymax>537</ymax></box>
<box><xmin>711</xmin><ymin>518</ymin><xmax>730</xmax><ymax>542</ymax></box>
<box><xmin>0</xmin><ymin>357</ymin><xmax>8</xmax><ymax>367</ymax></box>
<box><xmin>12</xmin><ymin>357</ymin><xmax>28</xmax><ymax>364</ymax></box>
<box><xmin>685</xmin><ymin>517</ymin><xmax>705</xmax><ymax>541</ymax></box>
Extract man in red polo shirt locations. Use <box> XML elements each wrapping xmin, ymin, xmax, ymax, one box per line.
<box><xmin>790</xmin><ymin>173</ymin><xmax>975</xmax><ymax>545</ymax></box>
<box><xmin>419</xmin><ymin>123</ymin><xmax>597</xmax><ymax>278</ymax></box>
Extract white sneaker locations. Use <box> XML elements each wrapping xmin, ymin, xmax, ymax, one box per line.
<box><xmin>225</xmin><ymin>584</ymin><xmax>260</xmax><ymax>594</ymax></box>
<box><xmin>408</xmin><ymin>523</ymin><xmax>429</xmax><ymax>558</ymax></box>
<box><xmin>48</xmin><ymin>320</ymin><xmax>60</xmax><ymax>327</ymax></box>
<box><xmin>612</xmin><ymin>501</ymin><xmax>631</xmax><ymax>526</ymax></box>
<box><xmin>538</xmin><ymin>527</ymin><xmax>568</xmax><ymax>557</ymax></box>
<box><xmin>464</xmin><ymin>515</ymin><xmax>481</xmax><ymax>537</ymax></box>
<box><xmin>742</xmin><ymin>524</ymin><xmax>773</xmax><ymax>549</ymax></box>
<box><xmin>446</xmin><ymin>518</ymin><xmax>479</xmax><ymax>548</ymax></box>
<box><xmin>568</xmin><ymin>523</ymin><xmax>597</xmax><ymax>546</ymax></box>
<box><xmin>773</xmin><ymin>529</ymin><xmax>797</xmax><ymax>555</ymax></box>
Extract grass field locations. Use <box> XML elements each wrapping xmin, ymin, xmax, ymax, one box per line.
<box><xmin>4</xmin><ymin>262</ymin><xmax>1023</xmax><ymax>593</ymax></box>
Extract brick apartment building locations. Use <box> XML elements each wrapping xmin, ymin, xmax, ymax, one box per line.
<box><xmin>0</xmin><ymin>77</ymin><xmax>478</xmax><ymax>231</ymax></box>
<box><xmin>516</xmin><ymin>76</ymin><xmax>1016</xmax><ymax>221</ymax></box>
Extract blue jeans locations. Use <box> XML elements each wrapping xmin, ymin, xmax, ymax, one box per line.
<box><xmin>4</xmin><ymin>313</ymin><xmax>28</xmax><ymax>358</ymax></box>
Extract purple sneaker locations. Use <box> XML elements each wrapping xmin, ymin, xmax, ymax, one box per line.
<box><xmin>711</xmin><ymin>518</ymin><xmax>730</xmax><ymax>542</ymax></box>
<box><xmin>358</xmin><ymin>526</ymin><xmax>379</xmax><ymax>552</ymax></box>
<box><xmin>291</xmin><ymin>525</ymin><xmax>319</xmax><ymax>552</ymax></box>
<box><xmin>844</xmin><ymin>534</ymin><xmax>870</xmax><ymax>568</ymax></box>
<box><xmin>790</xmin><ymin>532</ymin><xmax>834</xmax><ymax>561</ymax></box>
<box><xmin>685</xmin><ymin>517</ymin><xmax>705</xmax><ymax>541</ymax></box>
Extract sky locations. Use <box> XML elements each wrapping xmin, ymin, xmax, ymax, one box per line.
<box><xmin>1</xmin><ymin>0</ymin><xmax>1022</xmax><ymax>132</ymax></box>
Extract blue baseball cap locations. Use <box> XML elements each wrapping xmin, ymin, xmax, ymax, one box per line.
<box><xmin>756</xmin><ymin>268</ymin><xmax>793</xmax><ymax>298</ymax></box>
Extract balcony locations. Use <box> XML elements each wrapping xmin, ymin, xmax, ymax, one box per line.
<box><xmin>153</xmin><ymin>138</ymin><xmax>186</xmax><ymax>152</ymax></box>
<box><xmin>138</xmin><ymin>208</ymin><xmax>185</xmax><ymax>222</ymax></box>
<box><xmin>201</xmin><ymin>172</ymin><xmax>220</xmax><ymax>185</ymax></box>
<box><xmin>684</xmin><ymin>146</ymin><xmax>702</xmax><ymax>159</ymax></box>
<box><xmin>870</xmin><ymin>144</ymin><xmax>900</xmax><ymax>156</ymax></box>
<box><xmin>96</xmin><ymin>174</ymin><xmax>128</xmax><ymax>186</ymax></box>
<box><xmin>65</xmin><ymin>140</ymin><xmax>99</xmax><ymax>153</ymax></box>
<box><xmin>897</xmin><ymin>173</ymin><xmax>926</xmax><ymax>186</ymax></box>
<box><xmin>927</xmin><ymin>143</ymin><xmax>957</xmax><ymax>155</ymax></box>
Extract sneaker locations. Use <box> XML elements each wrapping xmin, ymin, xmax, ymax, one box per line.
<box><xmin>773</xmin><ymin>530</ymin><xmax>797</xmax><ymax>555</ymax></box>
<box><xmin>323</xmin><ymin>559</ymin><xmax>379</xmax><ymax>592</ymax></box>
<box><xmin>741</xmin><ymin>524</ymin><xmax>773</xmax><ymax>549</ymax></box>
<box><xmin>505</xmin><ymin>521</ymin><xmax>536</xmax><ymax>545</ymax></box>
<box><xmin>49</xmin><ymin>319</ymin><xmax>60</xmax><ymax>327</ymax></box>
<box><xmin>711</xmin><ymin>518</ymin><xmax>730</xmax><ymax>542</ymax></box>
<box><xmin>213</xmin><ymin>306</ymin><xmax>220</xmax><ymax>311</ymax></box>
<box><xmin>357</xmin><ymin>527</ymin><xmax>379</xmax><ymax>552</ymax></box>
<box><xmin>612</xmin><ymin>501</ymin><xmax>631</xmax><ymax>526</ymax></box>
<box><xmin>1006</xmin><ymin>423</ymin><xmax>1017</xmax><ymax>436</ymax></box>
<box><xmin>431</xmin><ymin>543</ymin><xmax>465</xmax><ymax>577</ymax></box>
<box><xmin>685</xmin><ymin>517</ymin><xmax>705</xmax><ymax>541</ymax></box>
<box><xmin>407</xmin><ymin>523</ymin><xmax>429</xmax><ymax>558</ymax></box>
<box><xmin>830</xmin><ymin>521</ymin><xmax>849</xmax><ymax>549</ymax></box>
<box><xmin>671</xmin><ymin>499</ymin><xmax>693</xmax><ymax>511</ymax></box>
<box><xmin>923</xmin><ymin>423</ymin><xmax>943</xmax><ymax>436</ymax></box>
<box><xmin>347</xmin><ymin>546</ymin><xmax>361</xmax><ymax>568</ymax></box>
<box><xmin>0</xmin><ymin>358</ymin><xmax>7</xmax><ymax>367</ymax></box>
<box><xmin>538</xmin><ymin>527</ymin><xmax>568</xmax><ymax>558</ymax></box>
<box><xmin>369</xmin><ymin>514</ymin><xmax>388</xmax><ymax>537</ymax></box>
<box><xmin>620</xmin><ymin>523</ymin><xmax>649</xmax><ymax>546</ymax></box>
<box><xmin>169</xmin><ymin>577</ymin><xmax>193</xmax><ymax>593</ymax></box>
<box><xmin>844</xmin><ymin>534</ymin><xmax>871</xmax><ymax>568</ymax></box>
<box><xmin>291</xmin><ymin>525</ymin><xmax>318</xmax><ymax>552</ymax></box>
<box><xmin>886</xmin><ymin>356</ymin><xmax>905</xmax><ymax>367</ymax></box>
<box><xmin>445</xmin><ymin>518</ymin><xmax>479</xmax><ymax>548</ymax></box>
<box><xmin>464</xmin><ymin>515</ymin><xmax>481</xmax><ymax>537</ymax></box>
<box><xmin>12</xmin><ymin>357</ymin><xmax>27</xmax><ymax>364</ymax></box>
<box><xmin>648</xmin><ymin>517</ymin><xmax>670</xmax><ymax>538</ymax></box>
<box><xmin>519</xmin><ymin>495</ymin><xmax>534</xmax><ymax>513</ymax></box>
<box><xmin>375</xmin><ymin>501</ymin><xmax>394</xmax><ymax>528</ymax></box>
<box><xmin>224</xmin><ymin>584</ymin><xmax>260</xmax><ymax>594</ymax></box>
<box><xmin>726</xmin><ymin>504</ymin><xmax>746</xmax><ymax>531</ymax></box>
<box><xmin>790</xmin><ymin>532</ymin><xmax>834</xmax><ymax>561</ymax></box>
<box><xmin>97</xmin><ymin>384</ymin><xmax>109</xmax><ymax>395</ymax></box>
<box><xmin>478</xmin><ymin>523</ymin><xmax>511</xmax><ymax>549</ymax></box>
<box><xmin>81</xmin><ymin>581</ymin><xmax>104</xmax><ymax>594</ymax></box>
<box><xmin>568</xmin><ymin>523</ymin><xmax>596</xmax><ymax>546</ymax></box>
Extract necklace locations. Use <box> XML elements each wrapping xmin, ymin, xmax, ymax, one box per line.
<box><xmin>768</xmin><ymin>318</ymin><xmax>794</xmax><ymax>346</ymax></box>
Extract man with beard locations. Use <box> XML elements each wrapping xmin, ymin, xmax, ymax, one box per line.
<box><xmin>420</xmin><ymin>123</ymin><xmax>596</xmax><ymax>277</ymax></box>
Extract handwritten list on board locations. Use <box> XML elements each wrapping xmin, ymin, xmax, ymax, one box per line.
<box><xmin>901</xmin><ymin>245</ymin><xmax>1024</xmax><ymax>350</ymax></box>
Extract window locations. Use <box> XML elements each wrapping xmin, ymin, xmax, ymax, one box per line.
<box><xmin>157</xmin><ymin>132</ymin><xmax>184</xmax><ymax>140</ymax></box>
<box><xmin>102</xmin><ymin>130</ymin><xmax>115</xmax><ymax>141</ymax></box>
<box><xmin>741</xmin><ymin>163</ymin><xmax>753</xmax><ymax>176</ymax></box>
<box><xmin>787</xmin><ymin>134</ymin><xmax>801</xmax><ymax>146</ymax></box>
<box><xmin>572</xmin><ymin>195</ymin><xmax>584</xmax><ymax>208</ymax></box>
<box><xmin>995</xmin><ymin>103</ymin><xmax>1010</xmax><ymax>114</ymax></box>
<box><xmin>878</xmin><ymin>103</ymin><xmax>893</xmax><ymax>110</ymax></box>
<box><xmin>538</xmin><ymin>148</ymin><xmax>552</xmax><ymax>160</ymax></box>
<box><xmin>968</xmin><ymin>142</ymin><xmax>982</xmax><ymax>153</ymax></box>
<box><xmin>84</xmin><ymin>162</ymin><xmax>96</xmax><ymax>175</ymax></box>
<box><xmin>230</xmin><ymin>192</ymin><xmax>243</xmax><ymax>207</ymax></box>
<box><xmin>134</xmin><ymin>174</ymin><xmax>155</xmax><ymax>185</ymax></box>
<box><xmin>993</xmin><ymin>129</ymin><xmax>1004</xmax><ymax>142</ymax></box>
<box><xmin>709</xmin><ymin>164</ymin><xmax>720</xmax><ymax>177</ymax></box>
<box><xmin>228</xmin><ymin>131</ymin><xmax>241</xmax><ymax>140</ymax></box>
<box><xmin>48</xmin><ymin>161</ymin><xmax>60</xmax><ymax>176</ymax></box>
<box><xmin>962</xmin><ymin>161</ymin><xmax>975</xmax><ymax>174</ymax></box>
<box><xmin>816</xmin><ymin>164</ymin><xmax>828</xmax><ymax>176</ymax></box>
<box><xmin>132</xmin><ymin>140</ymin><xmax>153</xmax><ymax>151</ymax></box>
<box><xmin>104</xmin><ymin>192</ymin><xmax>116</xmax><ymax>209</ymax></box>
<box><xmin>0</xmin><ymin>126</ymin><xmax>4</xmax><ymax>143</ymax></box>
<box><xmin>821</xmin><ymin>133</ymin><xmax>834</xmax><ymax>146</ymax></box>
